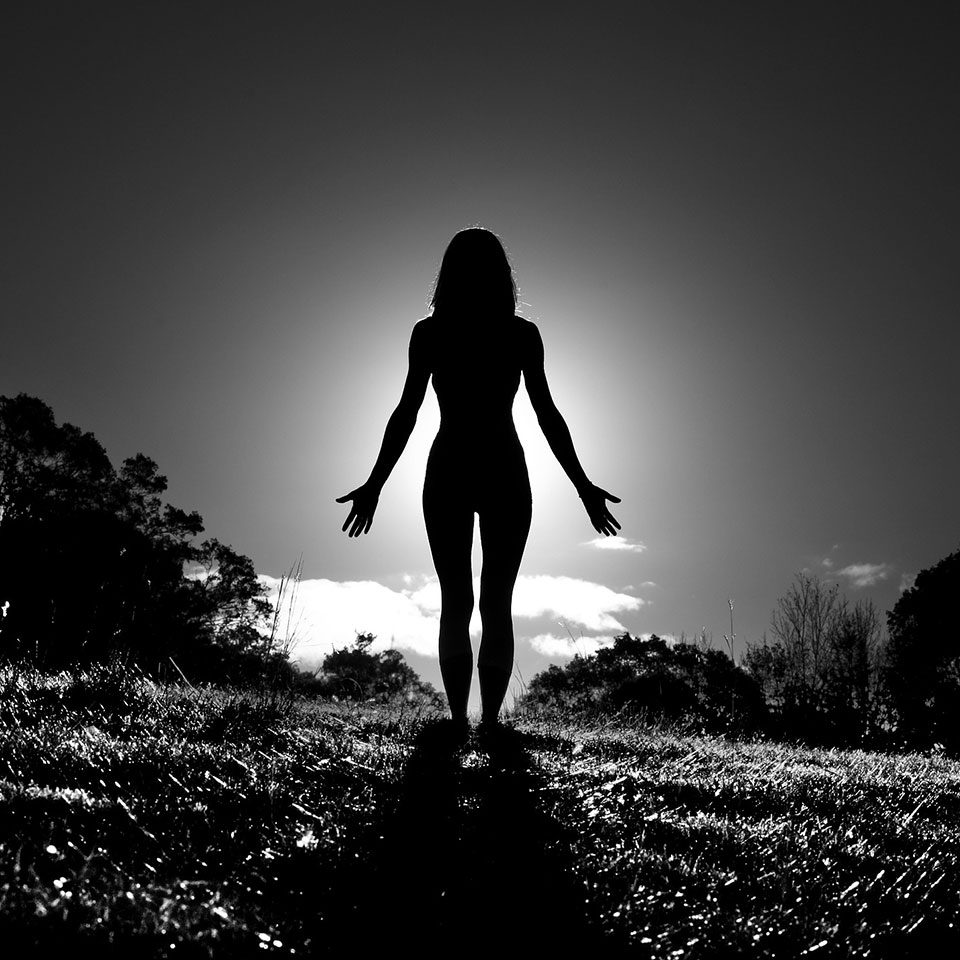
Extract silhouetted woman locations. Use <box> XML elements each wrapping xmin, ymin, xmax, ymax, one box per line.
<box><xmin>338</xmin><ymin>228</ymin><xmax>620</xmax><ymax>731</ymax></box>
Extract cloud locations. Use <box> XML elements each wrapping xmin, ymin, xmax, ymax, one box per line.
<box><xmin>528</xmin><ymin>631</ymin><xmax>681</xmax><ymax>660</ymax></box>
<box><xmin>818</xmin><ymin>544</ymin><xmax>841</xmax><ymax>570</ymax></box>
<box><xmin>836</xmin><ymin>563</ymin><xmax>891</xmax><ymax>588</ymax></box>
<box><xmin>527</xmin><ymin>634</ymin><xmax>615</xmax><ymax>658</ymax></box>
<box><xmin>643</xmin><ymin>632</ymin><xmax>681</xmax><ymax>646</ymax></box>
<box><xmin>260</xmin><ymin>572</ymin><xmax>645</xmax><ymax>668</ymax></box>
<box><xmin>583</xmin><ymin>536</ymin><xmax>646</xmax><ymax>553</ymax></box>
<box><xmin>404</xmin><ymin>573</ymin><xmax>643</xmax><ymax>632</ymax></box>
<box><xmin>512</xmin><ymin>575</ymin><xmax>644</xmax><ymax>631</ymax></box>
<box><xmin>899</xmin><ymin>572</ymin><xmax>916</xmax><ymax>593</ymax></box>
<box><xmin>260</xmin><ymin>576</ymin><xmax>441</xmax><ymax>663</ymax></box>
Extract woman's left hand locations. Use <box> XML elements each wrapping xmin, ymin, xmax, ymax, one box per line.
<box><xmin>336</xmin><ymin>484</ymin><xmax>380</xmax><ymax>537</ymax></box>
<box><xmin>579</xmin><ymin>484</ymin><xmax>622</xmax><ymax>537</ymax></box>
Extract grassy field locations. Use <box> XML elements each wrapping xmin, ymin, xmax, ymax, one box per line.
<box><xmin>2</xmin><ymin>663</ymin><xmax>959</xmax><ymax>957</ymax></box>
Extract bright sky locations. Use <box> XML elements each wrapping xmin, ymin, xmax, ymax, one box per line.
<box><xmin>4</xmin><ymin>3</ymin><xmax>959</xmax><ymax>711</ymax></box>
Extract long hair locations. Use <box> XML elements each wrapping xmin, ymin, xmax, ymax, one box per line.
<box><xmin>430</xmin><ymin>227</ymin><xmax>518</xmax><ymax>316</ymax></box>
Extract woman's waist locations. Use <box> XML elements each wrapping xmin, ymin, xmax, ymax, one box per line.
<box><xmin>428</xmin><ymin>427</ymin><xmax>526</xmax><ymax>464</ymax></box>
<box><xmin>431</xmin><ymin>421</ymin><xmax>523</xmax><ymax>449</ymax></box>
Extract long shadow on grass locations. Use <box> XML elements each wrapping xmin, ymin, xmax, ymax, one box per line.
<box><xmin>320</xmin><ymin>720</ymin><xmax>604</xmax><ymax>953</ymax></box>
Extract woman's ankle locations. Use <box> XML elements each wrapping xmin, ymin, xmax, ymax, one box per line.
<box><xmin>478</xmin><ymin>663</ymin><xmax>511</xmax><ymax>721</ymax></box>
<box><xmin>439</xmin><ymin>653</ymin><xmax>473</xmax><ymax>720</ymax></box>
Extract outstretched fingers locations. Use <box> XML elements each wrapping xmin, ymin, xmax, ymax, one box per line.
<box><xmin>344</xmin><ymin>506</ymin><xmax>373</xmax><ymax>537</ymax></box>
<box><xmin>593</xmin><ymin>512</ymin><xmax>621</xmax><ymax>536</ymax></box>
<box><xmin>600</xmin><ymin>490</ymin><xmax>621</xmax><ymax>535</ymax></box>
<box><xmin>601</xmin><ymin>516</ymin><xmax>620</xmax><ymax>536</ymax></box>
<box><xmin>337</xmin><ymin>487</ymin><xmax>377</xmax><ymax>537</ymax></box>
<box><xmin>345</xmin><ymin>514</ymin><xmax>369</xmax><ymax>537</ymax></box>
<box><xmin>584</xmin><ymin>486</ymin><xmax>622</xmax><ymax>536</ymax></box>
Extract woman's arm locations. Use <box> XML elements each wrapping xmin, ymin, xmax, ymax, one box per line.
<box><xmin>337</xmin><ymin>321</ymin><xmax>431</xmax><ymax>537</ymax></box>
<box><xmin>522</xmin><ymin>321</ymin><xmax>621</xmax><ymax>536</ymax></box>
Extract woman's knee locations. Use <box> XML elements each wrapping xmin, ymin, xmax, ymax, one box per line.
<box><xmin>440</xmin><ymin>586</ymin><xmax>474</xmax><ymax>623</ymax></box>
<box><xmin>478</xmin><ymin>586</ymin><xmax>511</xmax><ymax>623</ymax></box>
<box><xmin>477</xmin><ymin>639</ymin><xmax>513</xmax><ymax>672</ymax></box>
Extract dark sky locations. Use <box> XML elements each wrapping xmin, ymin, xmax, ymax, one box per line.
<box><xmin>3</xmin><ymin>2</ymin><xmax>958</xmax><ymax>698</ymax></box>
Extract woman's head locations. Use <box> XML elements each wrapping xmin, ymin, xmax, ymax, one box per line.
<box><xmin>430</xmin><ymin>227</ymin><xmax>517</xmax><ymax>315</ymax></box>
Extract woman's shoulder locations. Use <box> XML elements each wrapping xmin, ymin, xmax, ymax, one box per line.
<box><xmin>410</xmin><ymin>315</ymin><xmax>438</xmax><ymax>344</ymax></box>
<box><xmin>514</xmin><ymin>316</ymin><xmax>543</xmax><ymax>358</ymax></box>
<box><xmin>413</xmin><ymin>313</ymin><xmax>539</xmax><ymax>352</ymax></box>
<box><xmin>407</xmin><ymin>318</ymin><xmax>437</xmax><ymax>369</ymax></box>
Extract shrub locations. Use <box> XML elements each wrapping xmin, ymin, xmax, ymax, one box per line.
<box><xmin>519</xmin><ymin>633</ymin><xmax>766</xmax><ymax>733</ymax></box>
<box><xmin>315</xmin><ymin>633</ymin><xmax>443</xmax><ymax>705</ymax></box>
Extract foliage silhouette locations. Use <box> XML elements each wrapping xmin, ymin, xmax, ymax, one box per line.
<box><xmin>316</xmin><ymin>631</ymin><xmax>442</xmax><ymax>704</ymax></box>
<box><xmin>884</xmin><ymin>546</ymin><xmax>960</xmax><ymax>750</ymax></box>
<box><xmin>743</xmin><ymin>573</ymin><xmax>884</xmax><ymax>746</ymax></box>
<box><xmin>520</xmin><ymin>632</ymin><xmax>766</xmax><ymax>733</ymax></box>
<box><xmin>0</xmin><ymin>393</ymin><xmax>278</xmax><ymax>680</ymax></box>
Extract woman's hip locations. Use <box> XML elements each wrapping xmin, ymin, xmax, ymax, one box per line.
<box><xmin>423</xmin><ymin>446</ymin><xmax>531</xmax><ymax>513</ymax></box>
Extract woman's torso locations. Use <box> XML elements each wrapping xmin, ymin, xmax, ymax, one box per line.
<box><xmin>421</xmin><ymin>312</ymin><xmax>531</xmax><ymax>483</ymax></box>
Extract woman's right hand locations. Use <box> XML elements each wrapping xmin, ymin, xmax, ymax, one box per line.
<box><xmin>578</xmin><ymin>484</ymin><xmax>622</xmax><ymax>537</ymax></box>
<box><xmin>336</xmin><ymin>484</ymin><xmax>380</xmax><ymax>537</ymax></box>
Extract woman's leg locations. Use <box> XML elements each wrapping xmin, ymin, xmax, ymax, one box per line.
<box><xmin>477</xmin><ymin>492</ymin><xmax>532</xmax><ymax>723</ymax></box>
<box><xmin>423</xmin><ymin>484</ymin><xmax>476</xmax><ymax>722</ymax></box>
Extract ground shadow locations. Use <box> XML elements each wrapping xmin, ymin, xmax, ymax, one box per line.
<box><xmin>323</xmin><ymin>719</ymin><xmax>607</xmax><ymax>953</ymax></box>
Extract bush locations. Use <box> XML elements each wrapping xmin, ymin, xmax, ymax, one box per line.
<box><xmin>314</xmin><ymin>633</ymin><xmax>443</xmax><ymax>705</ymax></box>
<box><xmin>519</xmin><ymin>633</ymin><xmax>766</xmax><ymax>733</ymax></box>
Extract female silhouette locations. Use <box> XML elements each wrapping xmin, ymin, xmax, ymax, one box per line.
<box><xmin>337</xmin><ymin>228</ymin><xmax>620</xmax><ymax>731</ymax></box>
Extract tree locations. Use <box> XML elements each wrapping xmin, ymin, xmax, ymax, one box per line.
<box><xmin>189</xmin><ymin>538</ymin><xmax>274</xmax><ymax>653</ymax></box>
<box><xmin>0</xmin><ymin>393</ymin><xmax>275</xmax><ymax>677</ymax></box>
<box><xmin>743</xmin><ymin>573</ymin><xmax>883</xmax><ymax>743</ymax></box>
<box><xmin>771</xmin><ymin>572</ymin><xmax>841</xmax><ymax>718</ymax></box>
<box><xmin>0</xmin><ymin>393</ymin><xmax>113</xmax><ymax>523</ymax></box>
<box><xmin>884</xmin><ymin>547</ymin><xmax>960</xmax><ymax>750</ymax></box>
<box><xmin>823</xmin><ymin>598</ymin><xmax>883</xmax><ymax>737</ymax></box>
<box><xmin>0</xmin><ymin>394</ymin><xmax>133</xmax><ymax>662</ymax></box>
